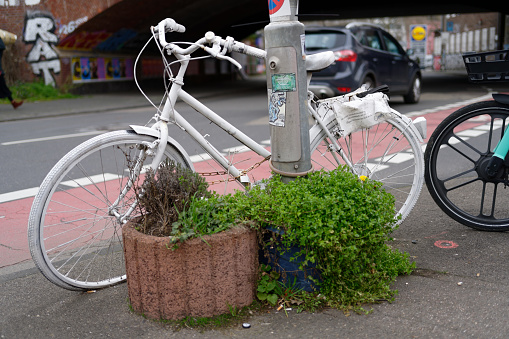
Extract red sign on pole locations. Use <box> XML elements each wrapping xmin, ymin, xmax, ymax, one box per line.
<box><xmin>268</xmin><ymin>0</ymin><xmax>285</xmax><ymax>15</ymax></box>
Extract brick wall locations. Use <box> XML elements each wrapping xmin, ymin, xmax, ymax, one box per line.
<box><xmin>0</xmin><ymin>0</ymin><xmax>122</xmax><ymax>87</ymax></box>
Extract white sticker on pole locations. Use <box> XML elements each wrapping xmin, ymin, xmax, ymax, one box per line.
<box><xmin>268</xmin><ymin>0</ymin><xmax>291</xmax><ymax>18</ymax></box>
<box><xmin>268</xmin><ymin>89</ymin><xmax>286</xmax><ymax>127</ymax></box>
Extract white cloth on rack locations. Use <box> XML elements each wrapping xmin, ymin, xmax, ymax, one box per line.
<box><xmin>317</xmin><ymin>92</ymin><xmax>397</xmax><ymax>136</ymax></box>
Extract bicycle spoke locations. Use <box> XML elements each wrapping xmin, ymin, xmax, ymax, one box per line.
<box><xmin>489</xmin><ymin>184</ymin><xmax>499</xmax><ymax>218</ymax></box>
<box><xmin>444</xmin><ymin>176</ymin><xmax>479</xmax><ymax>193</ymax></box>
<box><xmin>28</xmin><ymin>131</ymin><xmax>191</xmax><ymax>290</ymax></box>
<box><xmin>311</xmin><ymin>117</ymin><xmax>423</xmax><ymax>225</ymax></box>
<box><xmin>441</xmin><ymin>167</ymin><xmax>477</xmax><ymax>186</ymax></box>
<box><xmin>425</xmin><ymin>102</ymin><xmax>509</xmax><ymax>230</ymax></box>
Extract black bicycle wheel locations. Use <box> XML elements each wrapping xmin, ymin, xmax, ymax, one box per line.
<box><xmin>425</xmin><ymin>100</ymin><xmax>509</xmax><ymax>231</ymax></box>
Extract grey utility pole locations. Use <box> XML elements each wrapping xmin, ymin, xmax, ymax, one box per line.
<box><xmin>265</xmin><ymin>0</ymin><xmax>312</xmax><ymax>182</ymax></box>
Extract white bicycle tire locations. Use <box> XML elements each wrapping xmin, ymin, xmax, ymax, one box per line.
<box><xmin>28</xmin><ymin>130</ymin><xmax>192</xmax><ymax>290</ymax></box>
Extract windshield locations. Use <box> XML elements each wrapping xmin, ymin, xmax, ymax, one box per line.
<box><xmin>305</xmin><ymin>31</ymin><xmax>347</xmax><ymax>51</ymax></box>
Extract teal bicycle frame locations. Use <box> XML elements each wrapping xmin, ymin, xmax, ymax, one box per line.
<box><xmin>492</xmin><ymin>125</ymin><xmax>509</xmax><ymax>160</ymax></box>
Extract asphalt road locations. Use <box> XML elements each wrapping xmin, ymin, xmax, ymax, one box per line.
<box><xmin>2</xmin><ymin>71</ymin><xmax>509</xmax><ymax>338</ymax></box>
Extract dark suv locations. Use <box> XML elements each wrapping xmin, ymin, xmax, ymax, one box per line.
<box><xmin>305</xmin><ymin>23</ymin><xmax>421</xmax><ymax>103</ymax></box>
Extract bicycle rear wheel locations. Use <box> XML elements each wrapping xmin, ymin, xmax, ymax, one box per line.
<box><xmin>424</xmin><ymin>101</ymin><xmax>509</xmax><ymax>231</ymax></box>
<box><xmin>28</xmin><ymin>130</ymin><xmax>192</xmax><ymax>290</ymax></box>
<box><xmin>310</xmin><ymin>116</ymin><xmax>424</xmax><ymax>224</ymax></box>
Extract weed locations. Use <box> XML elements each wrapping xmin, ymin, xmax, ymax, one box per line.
<box><xmin>0</xmin><ymin>80</ymin><xmax>78</xmax><ymax>103</ymax></box>
<box><xmin>156</xmin><ymin>302</ymin><xmax>264</xmax><ymax>332</ymax></box>
<box><xmin>132</xmin><ymin>159</ymin><xmax>211</xmax><ymax>237</ymax></box>
<box><xmin>127</xmin><ymin>160</ymin><xmax>415</xmax><ymax>316</ymax></box>
<box><xmin>226</xmin><ymin>167</ymin><xmax>415</xmax><ymax>312</ymax></box>
<box><xmin>256</xmin><ymin>264</ymin><xmax>281</xmax><ymax>306</ymax></box>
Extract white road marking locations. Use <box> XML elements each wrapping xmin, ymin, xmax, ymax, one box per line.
<box><xmin>1</xmin><ymin>131</ymin><xmax>104</xmax><ymax>146</ymax></box>
<box><xmin>0</xmin><ymin>187</ymin><xmax>40</xmax><ymax>203</ymax></box>
<box><xmin>60</xmin><ymin>173</ymin><xmax>120</xmax><ymax>188</ymax></box>
<box><xmin>0</xmin><ymin>92</ymin><xmax>501</xmax><ymax>203</ymax></box>
<box><xmin>406</xmin><ymin>93</ymin><xmax>493</xmax><ymax>118</ymax></box>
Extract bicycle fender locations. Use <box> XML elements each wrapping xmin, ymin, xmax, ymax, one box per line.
<box><xmin>493</xmin><ymin>93</ymin><xmax>509</xmax><ymax>105</ymax></box>
<box><xmin>129</xmin><ymin>125</ymin><xmax>195</xmax><ymax>170</ymax></box>
<box><xmin>390</xmin><ymin>109</ymin><xmax>426</xmax><ymax>142</ymax></box>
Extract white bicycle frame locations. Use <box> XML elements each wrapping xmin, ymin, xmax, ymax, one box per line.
<box><xmin>124</xmin><ymin>22</ymin><xmax>426</xmax><ymax>206</ymax></box>
<box><xmin>130</xmin><ymin>30</ymin><xmax>426</xmax><ymax>182</ymax></box>
<box><xmin>133</xmin><ymin>53</ymin><xmax>270</xmax><ymax>182</ymax></box>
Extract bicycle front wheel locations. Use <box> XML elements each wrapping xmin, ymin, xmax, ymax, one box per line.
<box><xmin>425</xmin><ymin>101</ymin><xmax>509</xmax><ymax>231</ymax></box>
<box><xmin>310</xmin><ymin>116</ymin><xmax>424</xmax><ymax>224</ymax></box>
<box><xmin>28</xmin><ymin>130</ymin><xmax>192</xmax><ymax>290</ymax></box>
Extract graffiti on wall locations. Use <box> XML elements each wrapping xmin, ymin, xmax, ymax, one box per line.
<box><xmin>58</xmin><ymin>31</ymin><xmax>112</xmax><ymax>50</ymax></box>
<box><xmin>72</xmin><ymin>57</ymin><xmax>133</xmax><ymax>83</ymax></box>
<box><xmin>58</xmin><ymin>29</ymin><xmax>138</xmax><ymax>52</ymax></box>
<box><xmin>55</xmin><ymin>16</ymin><xmax>88</xmax><ymax>36</ymax></box>
<box><xmin>23</xmin><ymin>11</ymin><xmax>60</xmax><ymax>86</ymax></box>
<box><xmin>0</xmin><ymin>0</ymin><xmax>40</xmax><ymax>6</ymax></box>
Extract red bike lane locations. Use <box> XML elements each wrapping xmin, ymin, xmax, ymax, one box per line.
<box><xmin>0</xmin><ymin>102</ymin><xmax>487</xmax><ymax>269</ymax></box>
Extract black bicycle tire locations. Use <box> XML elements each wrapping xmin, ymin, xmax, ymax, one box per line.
<box><xmin>424</xmin><ymin>100</ymin><xmax>509</xmax><ymax>231</ymax></box>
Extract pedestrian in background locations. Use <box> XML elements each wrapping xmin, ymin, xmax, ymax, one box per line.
<box><xmin>0</xmin><ymin>37</ymin><xmax>23</xmax><ymax>109</ymax></box>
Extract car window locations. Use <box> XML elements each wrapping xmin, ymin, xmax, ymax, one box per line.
<box><xmin>305</xmin><ymin>32</ymin><xmax>347</xmax><ymax>51</ymax></box>
<box><xmin>353</xmin><ymin>29</ymin><xmax>382</xmax><ymax>51</ymax></box>
<box><xmin>382</xmin><ymin>32</ymin><xmax>404</xmax><ymax>55</ymax></box>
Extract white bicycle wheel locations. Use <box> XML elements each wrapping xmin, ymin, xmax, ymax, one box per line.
<box><xmin>310</xmin><ymin>116</ymin><xmax>424</xmax><ymax>224</ymax></box>
<box><xmin>28</xmin><ymin>130</ymin><xmax>192</xmax><ymax>290</ymax></box>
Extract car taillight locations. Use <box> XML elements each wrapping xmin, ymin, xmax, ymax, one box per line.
<box><xmin>333</xmin><ymin>49</ymin><xmax>357</xmax><ymax>62</ymax></box>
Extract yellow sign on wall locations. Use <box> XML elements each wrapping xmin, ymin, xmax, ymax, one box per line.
<box><xmin>411</xmin><ymin>25</ymin><xmax>427</xmax><ymax>41</ymax></box>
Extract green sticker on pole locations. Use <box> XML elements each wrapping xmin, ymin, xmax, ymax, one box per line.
<box><xmin>271</xmin><ymin>73</ymin><xmax>296</xmax><ymax>92</ymax></box>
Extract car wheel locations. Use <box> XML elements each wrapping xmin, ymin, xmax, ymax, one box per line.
<box><xmin>403</xmin><ymin>75</ymin><xmax>421</xmax><ymax>104</ymax></box>
<box><xmin>361</xmin><ymin>76</ymin><xmax>375</xmax><ymax>90</ymax></box>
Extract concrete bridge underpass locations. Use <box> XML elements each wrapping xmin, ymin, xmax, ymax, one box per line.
<box><xmin>1</xmin><ymin>0</ymin><xmax>507</xmax><ymax>89</ymax></box>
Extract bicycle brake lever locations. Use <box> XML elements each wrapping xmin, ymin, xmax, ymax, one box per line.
<box><xmin>203</xmin><ymin>44</ymin><xmax>242</xmax><ymax>69</ymax></box>
<box><xmin>216</xmin><ymin>54</ymin><xmax>242</xmax><ymax>70</ymax></box>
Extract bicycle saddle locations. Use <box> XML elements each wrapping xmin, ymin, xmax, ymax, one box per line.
<box><xmin>306</xmin><ymin>51</ymin><xmax>335</xmax><ymax>72</ymax></box>
<box><xmin>493</xmin><ymin>93</ymin><xmax>509</xmax><ymax>105</ymax></box>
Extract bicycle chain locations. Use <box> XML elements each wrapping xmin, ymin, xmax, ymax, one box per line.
<box><xmin>198</xmin><ymin>155</ymin><xmax>271</xmax><ymax>185</ymax></box>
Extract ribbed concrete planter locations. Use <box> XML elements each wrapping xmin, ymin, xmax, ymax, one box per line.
<box><xmin>122</xmin><ymin>223</ymin><xmax>258</xmax><ymax>320</ymax></box>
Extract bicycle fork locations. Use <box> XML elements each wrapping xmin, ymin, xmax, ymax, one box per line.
<box><xmin>108</xmin><ymin>137</ymin><xmax>161</xmax><ymax>224</ymax></box>
<box><xmin>486</xmin><ymin>124</ymin><xmax>509</xmax><ymax>177</ymax></box>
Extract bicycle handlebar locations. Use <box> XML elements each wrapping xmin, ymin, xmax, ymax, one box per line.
<box><xmin>152</xmin><ymin>18</ymin><xmax>266</xmax><ymax>67</ymax></box>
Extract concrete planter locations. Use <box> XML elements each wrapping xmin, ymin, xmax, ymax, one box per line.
<box><xmin>122</xmin><ymin>223</ymin><xmax>258</xmax><ymax>320</ymax></box>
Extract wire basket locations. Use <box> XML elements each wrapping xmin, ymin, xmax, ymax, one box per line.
<box><xmin>463</xmin><ymin>50</ymin><xmax>509</xmax><ymax>82</ymax></box>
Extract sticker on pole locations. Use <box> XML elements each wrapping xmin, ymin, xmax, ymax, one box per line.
<box><xmin>268</xmin><ymin>89</ymin><xmax>286</xmax><ymax>127</ymax></box>
<box><xmin>268</xmin><ymin>0</ymin><xmax>291</xmax><ymax>17</ymax></box>
<box><xmin>271</xmin><ymin>73</ymin><xmax>296</xmax><ymax>92</ymax></box>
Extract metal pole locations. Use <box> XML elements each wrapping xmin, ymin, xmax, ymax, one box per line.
<box><xmin>265</xmin><ymin>0</ymin><xmax>312</xmax><ymax>183</ymax></box>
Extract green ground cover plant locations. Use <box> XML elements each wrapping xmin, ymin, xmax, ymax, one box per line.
<box><xmin>0</xmin><ymin>80</ymin><xmax>77</xmax><ymax>103</ymax></box>
<box><xmin>131</xmin><ymin>160</ymin><xmax>414</xmax><ymax>313</ymax></box>
<box><xmin>221</xmin><ymin>167</ymin><xmax>415</xmax><ymax>312</ymax></box>
<box><xmin>130</xmin><ymin>160</ymin><xmax>242</xmax><ymax>246</ymax></box>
